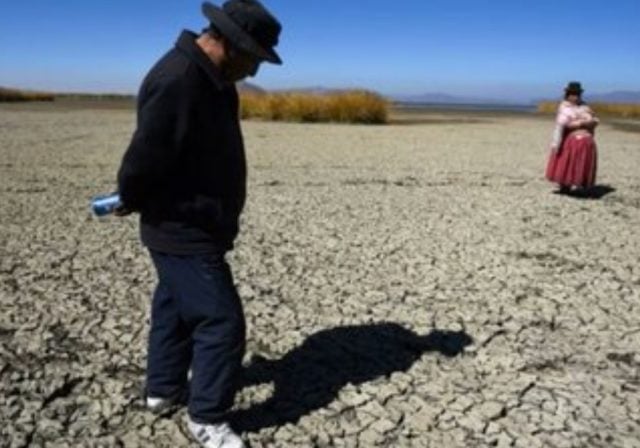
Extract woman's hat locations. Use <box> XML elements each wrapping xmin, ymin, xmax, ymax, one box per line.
<box><xmin>202</xmin><ymin>0</ymin><xmax>282</xmax><ymax>64</ymax></box>
<box><xmin>564</xmin><ymin>81</ymin><xmax>584</xmax><ymax>95</ymax></box>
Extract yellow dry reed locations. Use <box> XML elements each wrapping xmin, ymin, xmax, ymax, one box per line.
<box><xmin>0</xmin><ymin>88</ymin><xmax>54</xmax><ymax>102</ymax></box>
<box><xmin>240</xmin><ymin>90</ymin><xmax>388</xmax><ymax>124</ymax></box>
<box><xmin>538</xmin><ymin>101</ymin><xmax>640</xmax><ymax>119</ymax></box>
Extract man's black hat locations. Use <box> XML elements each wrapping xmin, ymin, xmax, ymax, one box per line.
<box><xmin>564</xmin><ymin>81</ymin><xmax>584</xmax><ymax>95</ymax></box>
<box><xmin>202</xmin><ymin>0</ymin><xmax>282</xmax><ymax>64</ymax></box>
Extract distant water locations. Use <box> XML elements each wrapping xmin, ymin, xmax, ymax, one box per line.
<box><xmin>394</xmin><ymin>101</ymin><xmax>537</xmax><ymax>113</ymax></box>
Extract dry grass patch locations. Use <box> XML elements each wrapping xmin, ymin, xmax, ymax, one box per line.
<box><xmin>240</xmin><ymin>90</ymin><xmax>389</xmax><ymax>124</ymax></box>
<box><xmin>0</xmin><ymin>87</ymin><xmax>54</xmax><ymax>102</ymax></box>
<box><xmin>538</xmin><ymin>101</ymin><xmax>640</xmax><ymax>119</ymax></box>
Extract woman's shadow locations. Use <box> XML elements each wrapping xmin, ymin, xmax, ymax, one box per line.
<box><xmin>232</xmin><ymin>322</ymin><xmax>473</xmax><ymax>432</ymax></box>
<box><xmin>555</xmin><ymin>184</ymin><xmax>616</xmax><ymax>199</ymax></box>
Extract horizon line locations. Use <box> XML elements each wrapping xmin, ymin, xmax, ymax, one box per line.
<box><xmin>2</xmin><ymin>84</ymin><xmax>640</xmax><ymax>106</ymax></box>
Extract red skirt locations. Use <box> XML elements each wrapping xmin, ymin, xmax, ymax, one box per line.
<box><xmin>545</xmin><ymin>133</ymin><xmax>597</xmax><ymax>188</ymax></box>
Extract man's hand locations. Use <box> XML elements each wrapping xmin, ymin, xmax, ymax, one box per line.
<box><xmin>114</xmin><ymin>204</ymin><xmax>133</xmax><ymax>217</ymax></box>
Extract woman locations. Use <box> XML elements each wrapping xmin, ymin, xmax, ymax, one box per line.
<box><xmin>545</xmin><ymin>81</ymin><xmax>599</xmax><ymax>193</ymax></box>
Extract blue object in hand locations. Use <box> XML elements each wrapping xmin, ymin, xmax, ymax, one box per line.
<box><xmin>91</xmin><ymin>193</ymin><xmax>121</xmax><ymax>216</ymax></box>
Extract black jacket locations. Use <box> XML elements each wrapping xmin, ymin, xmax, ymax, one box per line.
<box><xmin>117</xmin><ymin>31</ymin><xmax>247</xmax><ymax>254</ymax></box>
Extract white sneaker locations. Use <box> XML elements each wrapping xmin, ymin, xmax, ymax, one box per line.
<box><xmin>146</xmin><ymin>395</ymin><xmax>178</xmax><ymax>413</ymax></box>
<box><xmin>187</xmin><ymin>418</ymin><xmax>245</xmax><ymax>448</ymax></box>
<box><xmin>145</xmin><ymin>388</ymin><xmax>186</xmax><ymax>413</ymax></box>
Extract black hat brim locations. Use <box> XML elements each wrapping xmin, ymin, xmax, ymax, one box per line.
<box><xmin>202</xmin><ymin>2</ymin><xmax>282</xmax><ymax>65</ymax></box>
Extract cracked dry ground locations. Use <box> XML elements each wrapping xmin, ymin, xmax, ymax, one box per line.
<box><xmin>1</xmin><ymin>105</ymin><xmax>639</xmax><ymax>448</ymax></box>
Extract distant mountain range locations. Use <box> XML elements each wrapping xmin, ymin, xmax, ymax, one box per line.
<box><xmin>3</xmin><ymin>83</ymin><xmax>639</xmax><ymax>105</ymax></box>
<box><xmin>274</xmin><ymin>88</ymin><xmax>640</xmax><ymax>105</ymax></box>
<box><xmin>397</xmin><ymin>91</ymin><xmax>640</xmax><ymax>105</ymax></box>
<box><xmin>393</xmin><ymin>93</ymin><xmax>524</xmax><ymax>105</ymax></box>
<box><xmin>269</xmin><ymin>86</ymin><xmax>362</xmax><ymax>95</ymax></box>
<box><xmin>236</xmin><ymin>81</ymin><xmax>265</xmax><ymax>94</ymax></box>
<box><xmin>235</xmin><ymin>83</ymin><xmax>348</xmax><ymax>95</ymax></box>
<box><xmin>577</xmin><ymin>91</ymin><xmax>640</xmax><ymax>104</ymax></box>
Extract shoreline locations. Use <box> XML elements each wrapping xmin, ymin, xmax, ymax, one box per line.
<box><xmin>2</xmin><ymin>99</ymin><xmax>639</xmax><ymax>134</ymax></box>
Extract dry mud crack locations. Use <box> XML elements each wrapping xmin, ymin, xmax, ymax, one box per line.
<box><xmin>1</xmin><ymin>107</ymin><xmax>639</xmax><ymax>447</ymax></box>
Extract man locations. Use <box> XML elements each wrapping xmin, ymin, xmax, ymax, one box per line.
<box><xmin>115</xmin><ymin>1</ymin><xmax>282</xmax><ymax>447</ymax></box>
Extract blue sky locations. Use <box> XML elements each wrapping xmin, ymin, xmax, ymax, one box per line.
<box><xmin>1</xmin><ymin>0</ymin><xmax>638</xmax><ymax>102</ymax></box>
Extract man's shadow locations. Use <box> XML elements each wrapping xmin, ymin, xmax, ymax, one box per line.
<box><xmin>232</xmin><ymin>322</ymin><xmax>473</xmax><ymax>432</ymax></box>
<box><xmin>554</xmin><ymin>184</ymin><xmax>616</xmax><ymax>199</ymax></box>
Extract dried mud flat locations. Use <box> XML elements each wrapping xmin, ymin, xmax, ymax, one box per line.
<box><xmin>1</xmin><ymin>105</ymin><xmax>639</xmax><ymax>448</ymax></box>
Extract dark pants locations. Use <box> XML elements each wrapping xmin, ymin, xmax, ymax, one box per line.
<box><xmin>147</xmin><ymin>250</ymin><xmax>246</xmax><ymax>423</ymax></box>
